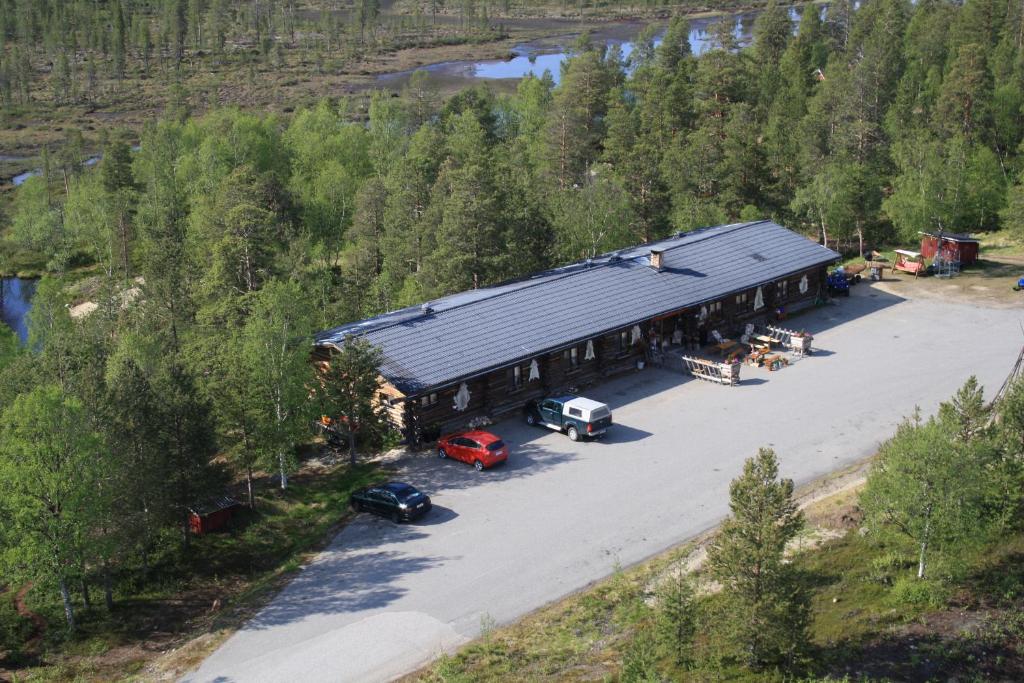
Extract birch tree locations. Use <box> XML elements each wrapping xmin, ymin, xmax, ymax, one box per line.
<box><xmin>0</xmin><ymin>385</ymin><xmax>105</xmax><ymax>631</ymax></box>
<box><xmin>244</xmin><ymin>279</ymin><xmax>314</xmax><ymax>490</ymax></box>
<box><xmin>861</xmin><ymin>408</ymin><xmax>988</xmax><ymax>579</ymax></box>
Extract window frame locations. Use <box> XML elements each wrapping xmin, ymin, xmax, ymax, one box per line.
<box><xmin>564</xmin><ymin>346</ymin><xmax>580</xmax><ymax>371</ymax></box>
<box><xmin>508</xmin><ymin>364</ymin><xmax>523</xmax><ymax>392</ymax></box>
<box><xmin>617</xmin><ymin>330</ymin><xmax>630</xmax><ymax>355</ymax></box>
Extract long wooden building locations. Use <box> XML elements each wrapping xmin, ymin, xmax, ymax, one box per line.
<box><xmin>314</xmin><ymin>220</ymin><xmax>840</xmax><ymax>444</ymax></box>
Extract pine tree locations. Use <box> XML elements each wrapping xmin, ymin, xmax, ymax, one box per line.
<box><xmin>707</xmin><ymin>448</ymin><xmax>808</xmax><ymax>669</ymax></box>
<box><xmin>317</xmin><ymin>337</ymin><xmax>389</xmax><ymax>466</ymax></box>
<box><xmin>113</xmin><ymin>1</ymin><xmax>127</xmax><ymax>81</ymax></box>
<box><xmin>655</xmin><ymin>569</ymin><xmax>697</xmax><ymax>666</ymax></box>
<box><xmin>935</xmin><ymin>43</ymin><xmax>993</xmax><ymax>144</ymax></box>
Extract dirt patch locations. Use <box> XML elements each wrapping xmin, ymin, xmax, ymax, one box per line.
<box><xmin>871</xmin><ymin>252</ymin><xmax>1024</xmax><ymax>309</ymax></box>
<box><xmin>12</xmin><ymin>584</ymin><xmax>44</xmax><ymax>654</ymax></box>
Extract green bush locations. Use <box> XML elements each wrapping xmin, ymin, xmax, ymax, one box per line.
<box><xmin>889</xmin><ymin>576</ymin><xmax>949</xmax><ymax>609</ymax></box>
<box><xmin>621</xmin><ymin>628</ymin><xmax>660</xmax><ymax>683</ymax></box>
<box><xmin>867</xmin><ymin>551</ymin><xmax>908</xmax><ymax>586</ymax></box>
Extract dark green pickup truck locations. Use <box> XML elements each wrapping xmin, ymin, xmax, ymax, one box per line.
<box><xmin>524</xmin><ymin>395</ymin><xmax>613</xmax><ymax>441</ymax></box>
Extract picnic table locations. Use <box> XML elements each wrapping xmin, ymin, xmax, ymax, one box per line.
<box><xmin>712</xmin><ymin>339</ymin><xmax>741</xmax><ymax>356</ymax></box>
<box><xmin>751</xmin><ymin>333</ymin><xmax>781</xmax><ymax>348</ymax></box>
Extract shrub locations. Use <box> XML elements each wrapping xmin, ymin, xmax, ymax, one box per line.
<box><xmin>889</xmin><ymin>576</ymin><xmax>949</xmax><ymax>609</ymax></box>
<box><xmin>621</xmin><ymin>628</ymin><xmax>661</xmax><ymax>683</ymax></box>
<box><xmin>867</xmin><ymin>551</ymin><xmax>908</xmax><ymax>586</ymax></box>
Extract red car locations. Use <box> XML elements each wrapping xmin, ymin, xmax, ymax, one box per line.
<box><xmin>437</xmin><ymin>430</ymin><xmax>508</xmax><ymax>471</ymax></box>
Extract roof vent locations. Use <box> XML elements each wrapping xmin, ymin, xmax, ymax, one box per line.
<box><xmin>609</xmin><ymin>254</ymin><xmax>622</xmax><ymax>263</ymax></box>
<box><xmin>649</xmin><ymin>249</ymin><xmax>665</xmax><ymax>272</ymax></box>
<box><xmin>584</xmin><ymin>258</ymin><xmax>593</xmax><ymax>268</ymax></box>
<box><xmin>421</xmin><ymin>303</ymin><xmax>433</xmax><ymax>315</ymax></box>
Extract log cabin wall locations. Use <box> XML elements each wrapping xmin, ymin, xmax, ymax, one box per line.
<box><xmin>312</xmin><ymin>348</ymin><xmax>409</xmax><ymax>432</ymax></box>
<box><xmin>377</xmin><ymin>381</ymin><xmax>407</xmax><ymax>431</ymax></box>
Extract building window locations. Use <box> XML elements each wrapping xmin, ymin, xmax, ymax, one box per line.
<box><xmin>564</xmin><ymin>346</ymin><xmax>580</xmax><ymax>370</ymax></box>
<box><xmin>735</xmin><ymin>292</ymin><xmax>749</xmax><ymax>309</ymax></box>
<box><xmin>509</xmin><ymin>365</ymin><xmax>523</xmax><ymax>392</ymax></box>
<box><xmin>618</xmin><ymin>330</ymin><xmax>629</xmax><ymax>354</ymax></box>
<box><xmin>709</xmin><ymin>301</ymin><xmax>722</xmax><ymax>316</ymax></box>
<box><xmin>420</xmin><ymin>393</ymin><xmax>437</xmax><ymax>407</ymax></box>
<box><xmin>776</xmin><ymin>280</ymin><xmax>788</xmax><ymax>300</ymax></box>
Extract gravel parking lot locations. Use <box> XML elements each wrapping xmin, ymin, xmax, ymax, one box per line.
<box><xmin>186</xmin><ymin>283</ymin><xmax>1023</xmax><ymax>683</ymax></box>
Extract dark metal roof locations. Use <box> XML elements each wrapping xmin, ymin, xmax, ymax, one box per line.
<box><xmin>189</xmin><ymin>496</ymin><xmax>241</xmax><ymax>516</ymax></box>
<box><xmin>315</xmin><ymin>221</ymin><xmax>840</xmax><ymax>395</ymax></box>
<box><xmin>921</xmin><ymin>231</ymin><xmax>980</xmax><ymax>243</ymax></box>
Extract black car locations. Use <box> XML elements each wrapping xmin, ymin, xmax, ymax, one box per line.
<box><xmin>350</xmin><ymin>482</ymin><xmax>432</xmax><ymax>523</ymax></box>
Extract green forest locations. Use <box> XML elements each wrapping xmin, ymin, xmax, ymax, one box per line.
<box><xmin>1</xmin><ymin>0</ymin><xmax>1024</xmax><ymax>677</ymax></box>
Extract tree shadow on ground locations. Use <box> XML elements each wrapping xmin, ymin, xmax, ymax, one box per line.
<box><xmin>966</xmin><ymin>259</ymin><xmax>1024</xmax><ymax>279</ymax></box>
<box><xmin>812</xmin><ymin>548</ymin><xmax>1024</xmax><ymax>683</ymax></box>
<box><xmin>243</xmin><ymin>528</ymin><xmax>452</xmax><ymax>630</ymax></box>
<box><xmin>813</xmin><ymin>625</ymin><xmax>1024</xmax><ymax>683</ymax></box>
<box><xmin>962</xmin><ymin>550</ymin><xmax>1024</xmax><ymax>609</ymax></box>
<box><xmin>387</xmin><ymin>441</ymin><xmax>576</xmax><ymax>497</ymax></box>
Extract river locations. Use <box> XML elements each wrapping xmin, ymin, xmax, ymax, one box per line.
<box><xmin>378</xmin><ymin>4</ymin><xmax>823</xmax><ymax>88</ymax></box>
<box><xmin>1</xmin><ymin>277</ymin><xmax>36</xmax><ymax>342</ymax></box>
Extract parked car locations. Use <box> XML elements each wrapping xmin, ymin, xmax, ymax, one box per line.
<box><xmin>437</xmin><ymin>430</ymin><xmax>508</xmax><ymax>470</ymax></box>
<box><xmin>826</xmin><ymin>269</ymin><xmax>851</xmax><ymax>297</ymax></box>
<box><xmin>350</xmin><ymin>482</ymin><xmax>432</xmax><ymax>522</ymax></box>
<box><xmin>524</xmin><ymin>395</ymin><xmax>613</xmax><ymax>441</ymax></box>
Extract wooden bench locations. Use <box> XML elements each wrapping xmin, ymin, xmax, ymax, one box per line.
<box><xmin>712</xmin><ymin>340</ymin><xmax>741</xmax><ymax>356</ymax></box>
<box><xmin>746</xmin><ymin>348</ymin><xmax>769</xmax><ymax>366</ymax></box>
<box><xmin>763</xmin><ymin>354</ymin><xmax>789</xmax><ymax>371</ymax></box>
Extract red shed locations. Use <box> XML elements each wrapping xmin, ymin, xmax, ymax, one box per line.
<box><xmin>189</xmin><ymin>496</ymin><xmax>242</xmax><ymax>535</ymax></box>
<box><xmin>920</xmin><ymin>232</ymin><xmax>980</xmax><ymax>266</ymax></box>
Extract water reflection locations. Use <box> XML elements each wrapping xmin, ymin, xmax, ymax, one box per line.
<box><xmin>11</xmin><ymin>145</ymin><xmax>140</xmax><ymax>187</ymax></box>
<box><xmin>382</xmin><ymin>4</ymin><xmax>824</xmax><ymax>87</ymax></box>
<box><xmin>0</xmin><ymin>277</ymin><xmax>37</xmax><ymax>342</ymax></box>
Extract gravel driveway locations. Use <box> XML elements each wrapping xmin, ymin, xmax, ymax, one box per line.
<box><xmin>185</xmin><ymin>284</ymin><xmax>1023</xmax><ymax>683</ymax></box>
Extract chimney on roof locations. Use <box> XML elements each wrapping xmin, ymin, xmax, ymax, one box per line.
<box><xmin>649</xmin><ymin>249</ymin><xmax>664</xmax><ymax>272</ymax></box>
